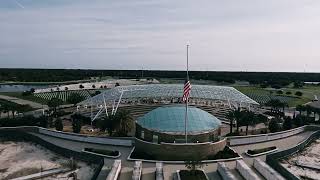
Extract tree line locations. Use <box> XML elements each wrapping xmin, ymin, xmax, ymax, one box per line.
<box><xmin>1</xmin><ymin>68</ymin><xmax>320</xmax><ymax>85</ymax></box>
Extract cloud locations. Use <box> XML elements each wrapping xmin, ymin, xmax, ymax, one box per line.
<box><xmin>0</xmin><ymin>0</ymin><xmax>320</xmax><ymax>72</ymax></box>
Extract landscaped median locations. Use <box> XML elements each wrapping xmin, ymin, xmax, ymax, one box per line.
<box><xmin>245</xmin><ymin>146</ymin><xmax>278</xmax><ymax>157</ymax></box>
<box><xmin>128</xmin><ymin>146</ymin><xmax>241</xmax><ymax>163</ymax></box>
<box><xmin>176</xmin><ymin>169</ymin><xmax>209</xmax><ymax>180</ymax></box>
<box><xmin>82</xmin><ymin>148</ymin><xmax>121</xmax><ymax>158</ymax></box>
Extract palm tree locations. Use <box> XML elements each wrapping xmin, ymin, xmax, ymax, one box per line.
<box><xmin>0</xmin><ymin>104</ymin><xmax>3</xmax><ymax>118</ymax></box>
<box><xmin>242</xmin><ymin>111</ymin><xmax>256</xmax><ymax>135</ymax></box>
<box><xmin>305</xmin><ymin>105</ymin><xmax>313</xmax><ymax>119</ymax></box>
<box><xmin>282</xmin><ymin>102</ymin><xmax>288</xmax><ymax>114</ymax></box>
<box><xmin>3</xmin><ymin>104</ymin><xmax>10</xmax><ymax>118</ymax></box>
<box><xmin>233</xmin><ymin>108</ymin><xmax>242</xmax><ymax>133</ymax></box>
<box><xmin>265</xmin><ymin>99</ymin><xmax>282</xmax><ymax>113</ymax></box>
<box><xmin>296</xmin><ymin>105</ymin><xmax>305</xmax><ymax>116</ymax></box>
<box><xmin>97</xmin><ymin>110</ymin><xmax>133</xmax><ymax>136</ymax></box>
<box><xmin>47</xmin><ymin>98</ymin><xmax>63</xmax><ymax>116</ymax></box>
<box><xmin>226</xmin><ymin>111</ymin><xmax>235</xmax><ymax>133</ymax></box>
<box><xmin>114</xmin><ymin>110</ymin><xmax>133</xmax><ymax>136</ymax></box>
<box><xmin>98</xmin><ymin>115</ymin><xmax>116</xmax><ymax>136</ymax></box>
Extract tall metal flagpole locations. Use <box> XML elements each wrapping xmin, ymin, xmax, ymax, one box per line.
<box><xmin>185</xmin><ymin>44</ymin><xmax>189</xmax><ymax>143</ymax></box>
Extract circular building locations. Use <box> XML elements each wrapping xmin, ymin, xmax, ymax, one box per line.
<box><xmin>135</xmin><ymin>105</ymin><xmax>222</xmax><ymax>143</ymax></box>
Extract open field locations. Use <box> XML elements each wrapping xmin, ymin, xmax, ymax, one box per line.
<box><xmin>0</xmin><ymin>140</ymin><xmax>96</xmax><ymax>180</ymax></box>
<box><xmin>0</xmin><ymin>90</ymin><xmax>97</xmax><ymax>105</ymax></box>
<box><xmin>0</xmin><ymin>92</ymin><xmax>48</xmax><ymax>105</ymax></box>
<box><xmin>0</xmin><ymin>79</ymin><xmax>91</xmax><ymax>85</ymax></box>
<box><xmin>234</xmin><ymin>85</ymin><xmax>319</xmax><ymax>107</ymax></box>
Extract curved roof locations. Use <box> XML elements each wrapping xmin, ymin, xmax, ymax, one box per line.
<box><xmin>137</xmin><ymin>105</ymin><xmax>222</xmax><ymax>134</ymax></box>
<box><xmin>79</xmin><ymin>84</ymin><xmax>258</xmax><ymax>105</ymax></box>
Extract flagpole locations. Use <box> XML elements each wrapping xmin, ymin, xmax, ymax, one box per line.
<box><xmin>185</xmin><ymin>44</ymin><xmax>189</xmax><ymax>143</ymax></box>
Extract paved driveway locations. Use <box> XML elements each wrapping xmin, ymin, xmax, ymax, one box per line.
<box><xmin>30</xmin><ymin>130</ymin><xmax>315</xmax><ymax>180</ymax></box>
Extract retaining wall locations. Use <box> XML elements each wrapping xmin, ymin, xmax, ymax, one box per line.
<box><xmin>228</xmin><ymin>126</ymin><xmax>307</xmax><ymax>146</ymax></box>
<box><xmin>106</xmin><ymin>160</ymin><xmax>121</xmax><ymax>180</ymax></box>
<box><xmin>0</xmin><ymin>126</ymin><xmax>134</xmax><ymax>147</ymax></box>
<box><xmin>132</xmin><ymin>161</ymin><xmax>142</xmax><ymax>180</ymax></box>
<box><xmin>38</xmin><ymin>128</ymin><xmax>133</xmax><ymax>146</ymax></box>
<box><xmin>217</xmin><ymin>162</ymin><xmax>237</xmax><ymax>180</ymax></box>
<box><xmin>134</xmin><ymin>138</ymin><xmax>227</xmax><ymax>161</ymax></box>
<box><xmin>236</xmin><ymin>160</ymin><xmax>260</xmax><ymax>180</ymax></box>
<box><xmin>253</xmin><ymin>158</ymin><xmax>284</xmax><ymax>180</ymax></box>
<box><xmin>155</xmin><ymin>162</ymin><xmax>164</xmax><ymax>180</ymax></box>
<box><xmin>266</xmin><ymin>130</ymin><xmax>320</xmax><ymax>180</ymax></box>
<box><xmin>0</xmin><ymin>129</ymin><xmax>104</xmax><ymax>180</ymax></box>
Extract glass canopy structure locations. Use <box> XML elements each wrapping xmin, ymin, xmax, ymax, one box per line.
<box><xmin>79</xmin><ymin>84</ymin><xmax>258</xmax><ymax>106</ymax></box>
<box><xmin>78</xmin><ymin>84</ymin><xmax>258</xmax><ymax>121</ymax></box>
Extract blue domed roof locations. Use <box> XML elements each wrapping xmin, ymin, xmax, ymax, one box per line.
<box><xmin>137</xmin><ymin>105</ymin><xmax>221</xmax><ymax>133</ymax></box>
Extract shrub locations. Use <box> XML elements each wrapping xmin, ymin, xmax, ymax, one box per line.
<box><xmin>71</xmin><ymin>113</ymin><xmax>91</xmax><ymax>125</ymax></box>
<box><xmin>72</xmin><ymin>118</ymin><xmax>82</xmax><ymax>133</ymax></box>
<box><xmin>54</xmin><ymin>118</ymin><xmax>63</xmax><ymax>131</ymax></box>
<box><xmin>295</xmin><ymin>91</ymin><xmax>303</xmax><ymax>96</ymax></box>
<box><xmin>39</xmin><ymin>115</ymin><xmax>48</xmax><ymax>128</ymax></box>
<box><xmin>247</xmin><ymin>146</ymin><xmax>277</xmax><ymax>155</ymax></box>
<box><xmin>276</xmin><ymin>90</ymin><xmax>283</xmax><ymax>94</ymax></box>
<box><xmin>185</xmin><ymin>155</ymin><xmax>204</xmax><ymax>174</ymax></box>
<box><xmin>293</xmin><ymin>81</ymin><xmax>304</xmax><ymax>88</ymax></box>
<box><xmin>30</xmin><ymin>88</ymin><xmax>35</xmax><ymax>93</ymax></box>
<box><xmin>22</xmin><ymin>91</ymin><xmax>32</xmax><ymax>96</ymax></box>
<box><xmin>271</xmin><ymin>84</ymin><xmax>282</xmax><ymax>89</ymax></box>
<box><xmin>208</xmin><ymin>146</ymin><xmax>239</xmax><ymax>160</ymax></box>
<box><xmin>268</xmin><ymin>119</ymin><xmax>280</xmax><ymax>133</ymax></box>
<box><xmin>260</xmin><ymin>83</ymin><xmax>268</xmax><ymax>88</ymax></box>
<box><xmin>179</xmin><ymin>170</ymin><xmax>207</xmax><ymax>180</ymax></box>
<box><xmin>282</xmin><ymin>117</ymin><xmax>292</xmax><ymax>130</ymax></box>
<box><xmin>94</xmin><ymin>91</ymin><xmax>101</xmax><ymax>96</ymax></box>
<box><xmin>285</xmin><ymin>91</ymin><xmax>292</xmax><ymax>95</ymax></box>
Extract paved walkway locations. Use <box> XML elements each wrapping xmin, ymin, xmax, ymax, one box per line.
<box><xmin>28</xmin><ymin>130</ymin><xmax>316</xmax><ymax>180</ymax></box>
<box><xmin>0</xmin><ymin>95</ymin><xmax>46</xmax><ymax>109</ymax></box>
<box><xmin>231</xmin><ymin>130</ymin><xmax>314</xmax><ymax>166</ymax></box>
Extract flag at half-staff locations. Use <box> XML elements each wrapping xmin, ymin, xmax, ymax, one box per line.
<box><xmin>182</xmin><ymin>80</ymin><xmax>191</xmax><ymax>102</ymax></box>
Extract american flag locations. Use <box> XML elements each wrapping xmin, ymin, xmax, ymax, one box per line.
<box><xmin>182</xmin><ymin>80</ymin><xmax>191</xmax><ymax>102</ymax></box>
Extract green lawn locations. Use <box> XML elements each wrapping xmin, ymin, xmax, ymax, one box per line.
<box><xmin>234</xmin><ymin>85</ymin><xmax>316</xmax><ymax>107</ymax></box>
<box><xmin>0</xmin><ymin>92</ymin><xmax>48</xmax><ymax>105</ymax></box>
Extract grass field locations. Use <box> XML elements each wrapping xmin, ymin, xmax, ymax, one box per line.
<box><xmin>0</xmin><ymin>92</ymin><xmax>48</xmax><ymax>105</ymax></box>
<box><xmin>0</xmin><ymin>90</ymin><xmax>97</xmax><ymax>105</ymax></box>
<box><xmin>234</xmin><ymin>85</ymin><xmax>319</xmax><ymax>107</ymax></box>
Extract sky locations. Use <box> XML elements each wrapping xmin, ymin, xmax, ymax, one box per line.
<box><xmin>0</xmin><ymin>0</ymin><xmax>320</xmax><ymax>72</ymax></box>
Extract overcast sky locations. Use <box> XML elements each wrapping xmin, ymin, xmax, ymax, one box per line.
<box><xmin>0</xmin><ymin>0</ymin><xmax>320</xmax><ymax>72</ymax></box>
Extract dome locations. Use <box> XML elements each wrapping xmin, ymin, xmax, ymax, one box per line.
<box><xmin>137</xmin><ymin>105</ymin><xmax>221</xmax><ymax>134</ymax></box>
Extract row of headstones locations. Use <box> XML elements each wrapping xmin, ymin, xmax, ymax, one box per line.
<box><xmin>218</xmin><ymin>159</ymin><xmax>285</xmax><ymax>180</ymax></box>
<box><xmin>106</xmin><ymin>160</ymin><xmax>164</xmax><ymax>180</ymax></box>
